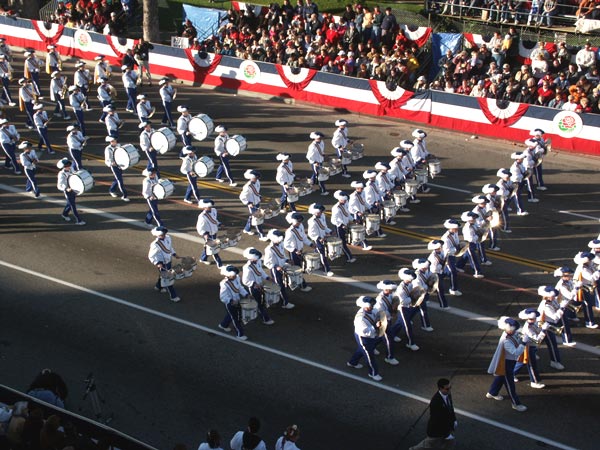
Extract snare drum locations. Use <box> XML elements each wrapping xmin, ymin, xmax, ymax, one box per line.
<box><xmin>193</xmin><ymin>156</ymin><xmax>214</xmax><ymax>178</ymax></box>
<box><xmin>365</xmin><ymin>214</ymin><xmax>381</xmax><ymax>235</ymax></box>
<box><xmin>297</xmin><ymin>182</ymin><xmax>312</xmax><ymax>197</ymax></box>
<box><xmin>428</xmin><ymin>158</ymin><xmax>441</xmax><ymax>178</ymax></box>
<box><xmin>225</xmin><ymin>135</ymin><xmax>247</xmax><ymax>156</ymax></box>
<box><xmin>188</xmin><ymin>114</ymin><xmax>214</xmax><ymax>141</ymax></box>
<box><xmin>160</xmin><ymin>269</ymin><xmax>176</xmax><ymax>287</ymax></box>
<box><xmin>393</xmin><ymin>190</ymin><xmax>408</xmax><ymax>208</ymax></box>
<box><xmin>251</xmin><ymin>211</ymin><xmax>264</xmax><ymax>226</ymax></box>
<box><xmin>262</xmin><ymin>281</ymin><xmax>281</xmax><ymax>307</ymax></box>
<box><xmin>205</xmin><ymin>240</ymin><xmax>221</xmax><ymax>255</ymax></box>
<box><xmin>326</xmin><ymin>237</ymin><xmax>343</xmax><ymax>260</ymax></box>
<box><xmin>284</xmin><ymin>265</ymin><xmax>304</xmax><ymax>291</ymax></box>
<box><xmin>172</xmin><ymin>264</ymin><xmax>185</xmax><ymax>280</ymax></box>
<box><xmin>405</xmin><ymin>179</ymin><xmax>419</xmax><ymax>196</ymax></box>
<box><xmin>152</xmin><ymin>178</ymin><xmax>174</xmax><ymax>200</ymax></box>
<box><xmin>114</xmin><ymin>144</ymin><xmax>140</xmax><ymax>170</ymax></box>
<box><xmin>68</xmin><ymin>169</ymin><xmax>94</xmax><ymax>195</ymax></box>
<box><xmin>327</xmin><ymin>157</ymin><xmax>342</xmax><ymax>176</ymax></box>
<box><xmin>304</xmin><ymin>252</ymin><xmax>322</xmax><ymax>273</ymax></box>
<box><xmin>351</xmin><ymin>143</ymin><xmax>364</xmax><ymax>160</ymax></box>
<box><xmin>286</xmin><ymin>186</ymin><xmax>299</xmax><ymax>203</ymax></box>
<box><xmin>181</xmin><ymin>256</ymin><xmax>197</xmax><ymax>277</ymax></box>
<box><xmin>317</xmin><ymin>167</ymin><xmax>330</xmax><ymax>182</ymax></box>
<box><xmin>341</xmin><ymin>151</ymin><xmax>353</xmax><ymax>165</ymax></box>
<box><xmin>383</xmin><ymin>200</ymin><xmax>397</xmax><ymax>220</ymax></box>
<box><xmin>240</xmin><ymin>298</ymin><xmax>258</xmax><ymax>324</ymax></box>
<box><xmin>349</xmin><ymin>224</ymin><xmax>366</xmax><ymax>244</ymax></box>
<box><xmin>415</xmin><ymin>168</ymin><xmax>428</xmax><ymax>186</ymax></box>
<box><xmin>227</xmin><ymin>231</ymin><xmax>242</xmax><ymax>248</ymax></box>
<box><xmin>150</xmin><ymin>127</ymin><xmax>177</xmax><ymax>154</ymax></box>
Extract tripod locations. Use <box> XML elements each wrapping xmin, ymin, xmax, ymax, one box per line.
<box><xmin>81</xmin><ymin>373</ymin><xmax>113</xmax><ymax>424</ymax></box>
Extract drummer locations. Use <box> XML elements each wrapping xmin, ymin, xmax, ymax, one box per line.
<box><xmin>390</xmin><ymin>268</ymin><xmax>420</xmax><ymax>351</ymax></box>
<box><xmin>411</xmin><ymin>258</ymin><xmax>435</xmax><ymax>332</ymax></box>
<box><xmin>373</xmin><ymin>280</ymin><xmax>400</xmax><ymax>366</ymax></box>
<box><xmin>375</xmin><ymin>162</ymin><xmax>397</xmax><ymax>223</ymax></box>
<box><xmin>0</xmin><ymin>118</ymin><xmax>21</xmax><ymax>174</ymax></box>
<box><xmin>240</xmin><ymin>169</ymin><xmax>267</xmax><ymax>240</ymax></box>
<box><xmin>456</xmin><ymin>211</ymin><xmax>485</xmax><ymax>279</ymax></box>
<box><xmin>426</xmin><ymin>240</ymin><xmax>450</xmax><ymax>308</ymax></box>
<box><xmin>104</xmin><ymin>105</ymin><xmax>122</xmax><ymax>140</ymax></box>
<box><xmin>411</xmin><ymin>129</ymin><xmax>431</xmax><ymax>193</ymax></box>
<box><xmin>121</xmin><ymin>64</ymin><xmax>138</xmax><ymax>113</ymax></box>
<box><xmin>440</xmin><ymin>218</ymin><xmax>462</xmax><ymax>296</ymax></box>
<box><xmin>56</xmin><ymin>158</ymin><xmax>85</xmax><ymax>225</ymax></box>
<box><xmin>66</xmin><ymin>124</ymin><xmax>85</xmax><ymax>171</ymax></box>
<box><xmin>218</xmin><ymin>265</ymin><xmax>249</xmax><ymax>340</ymax></box>
<box><xmin>104</xmin><ymin>136</ymin><xmax>130</xmax><ymax>202</ymax></box>
<box><xmin>275</xmin><ymin>152</ymin><xmax>297</xmax><ymax>213</ymax></box>
<box><xmin>68</xmin><ymin>85</ymin><xmax>87</xmax><ymax>136</ymax></box>
<box><xmin>482</xmin><ymin>184</ymin><xmax>502</xmax><ymax>251</ymax></box>
<box><xmin>283</xmin><ymin>212</ymin><xmax>313</xmax><ymax>292</ymax></box>
<box><xmin>136</xmin><ymin>94</ymin><xmax>154</xmax><ymax>124</ymax></box>
<box><xmin>530</xmin><ymin>129</ymin><xmax>547</xmax><ymax>191</ymax></box>
<box><xmin>139</xmin><ymin>121</ymin><xmax>159</xmax><ymax>177</ymax></box>
<box><xmin>158</xmin><ymin>78</ymin><xmax>175</xmax><ymax>128</ymax></box>
<box><xmin>471</xmin><ymin>195</ymin><xmax>493</xmax><ymax>266</ymax></box>
<box><xmin>18</xmin><ymin>141</ymin><xmax>40</xmax><ymax>197</ymax></box>
<box><xmin>399</xmin><ymin>140</ymin><xmax>420</xmax><ymax>204</ymax></box>
<box><xmin>330</xmin><ymin>190</ymin><xmax>356</xmax><ymax>263</ymax></box>
<box><xmin>180</xmin><ymin>145</ymin><xmax>200</xmax><ymax>204</ymax></box>
<box><xmin>242</xmin><ymin>247</ymin><xmax>274</xmax><ymax>325</ymax></box>
<box><xmin>32</xmin><ymin>103</ymin><xmax>55</xmax><ymax>155</ymax></box>
<box><xmin>348</xmin><ymin>181</ymin><xmax>372</xmax><ymax>251</ymax></box>
<box><xmin>148</xmin><ymin>226</ymin><xmax>181</xmax><ymax>303</ymax></box>
<box><xmin>331</xmin><ymin>119</ymin><xmax>351</xmax><ymax>178</ymax></box>
<box><xmin>263</xmin><ymin>229</ymin><xmax>295</xmax><ymax>308</ymax></box>
<box><xmin>176</xmin><ymin>105</ymin><xmax>193</xmax><ymax>154</ymax></box>
<box><xmin>496</xmin><ymin>168</ymin><xmax>514</xmax><ymax>232</ymax></box>
<box><xmin>142</xmin><ymin>167</ymin><xmax>163</xmax><ymax>227</ymax></box>
<box><xmin>347</xmin><ymin>296</ymin><xmax>383</xmax><ymax>381</ymax></box>
<box><xmin>306</xmin><ymin>131</ymin><xmax>328</xmax><ymax>196</ymax></box>
<box><xmin>97</xmin><ymin>77</ymin><xmax>114</xmax><ymax>123</ymax></box>
<box><xmin>196</xmin><ymin>198</ymin><xmax>223</xmax><ymax>267</ymax></box>
<box><xmin>214</xmin><ymin>125</ymin><xmax>237</xmax><ymax>187</ymax></box>
<box><xmin>363</xmin><ymin>170</ymin><xmax>387</xmax><ymax>237</ymax></box>
<box><xmin>307</xmin><ymin>203</ymin><xmax>334</xmax><ymax>277</ymax></box>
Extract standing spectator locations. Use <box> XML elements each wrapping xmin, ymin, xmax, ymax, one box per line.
<box><xmin>527</xmin><ymin>0</ymin><xmax>541</xmax><ymax>25</ymax></box>
<box><xmin>134</xmin><ymin>38</ymin><xmax>154</xmax><ymax>86</ymax></box>
<box><xmin>540</xmin><ymin>0</ymin><xmax>558</xmax><ymax>26</ymax></box>
<box><xmin>380</xmin><ymin>7</ymin><xmax>397</xmax><ymax>48</ymax></box>
<box><xmin>181</xmin><ymin>19</ymin><xmax>197</xmax><ymax>40</ymax></box>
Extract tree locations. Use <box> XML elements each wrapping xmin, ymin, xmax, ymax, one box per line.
<box><xmin>143</xmin><ymin>0</ymin><xmax>160</xmax><ymax>43</ymax></box>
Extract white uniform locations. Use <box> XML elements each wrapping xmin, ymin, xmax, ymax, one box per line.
<box><xmin>411</xmin><ymin>138</ymin><xmax>429</xmax><ymax>163</ymax></box>
<box><xmin>142</xmin><ymin>176</ymin><xmax>158</xmax><ymax>199</ymax></box>
<box><xmin>307</xmin><ymin>214</ymin><xmax>331</xmax><ymax>241</ymax></box>
<box><xmin>67</xmin><ymin>130</ymin><xmax>85</xmax><ymax>150</ymax></box>
<box><xmin>180</xmin><ymin>153</ymin><xmax>198</xmax><ymax>175</ymax></box>
<box><xmin>214</xmin><ymin>133</ymin><xmax>229</xmax><ymax>156</ymax></box>
<box><xmin>284</xmin><ymin>224</ymin><xmax>312</xmax><ymax>253</ymax></box>
<box><xmin>56</xmin><ymin>168</ymin><xmax>71</xmax><ymax>192</ymax></box>
<box><xmin>105</xmin><ymin>113</ymin><xmax>121</xmax><ymax>135</ymax></box>
<box><xmin>148</xmin><ymin>235</ymin><xmax>175</xmax><ymax>265</ymax></box>
<box><xmin>306</xmin><ymin>140</ymin><xmax>325</xmax><ymax>164</ymax></box>
<box><xmin>242</xmin><ymin>260</ymin><xmax>269</xmax><ymax>289</ymax></box>
<box><xmin>229</xmin><ymin>431</ymin><xmax>266</xmax><ymax>450</ymax></box>
<box><xmin>177</xmin><ymin>114</ymin><xmax>191</xmax><ymax>138</ymax></box>
<box><xmin>263</xmin><ymin>242</ymin><xmax>288</xmax><ymax>269</ymax></box>
<box><xmin>196</xmin><ymin>209</ymin><xmax>219</xmax><ymax>236</ymax></box>
<box><xmin>331</xmin><ymin>201</ymin><xmax>352</xmax><ymax>227</ymax></box>
<box><xmin>239</xmin><ymin>180</ymin><xmax>261</xmax><ymax>205</ymax></box>
<box><xmin>140</xmin><ymin>128</ymin><xmax>153</xmax><ymax>152</ymax></box>
<box><xmin>276</xmin><ymin>160</ymin><xmax>295</xmax><ymax>186</ymax></box>
<box><xmin>19</xmin><ymin>150</ymin><xmax>38</xmax><ymax>170</ymax></box>
<box><xmin>348</xmin><ymin>190</ymin><xmax>368</xmax><ymax>215</ymax></box>
<box><xmin>376</xmin><ymin>171</ymin><xmax>394</xmax><ymax>194</ymax></box>
<box><xmin>331</xmin><ymin>127</ymin><xmax>348</xmax><ymax>151</ymax></box>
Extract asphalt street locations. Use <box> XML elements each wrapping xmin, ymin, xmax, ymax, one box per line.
<box><xmin>1</xmin><ymin>52</ymin><xmax>600</xmax><ymax>450</ymax></box>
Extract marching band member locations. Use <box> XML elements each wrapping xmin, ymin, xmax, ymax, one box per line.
<box><xmin>514</xmin><ymin>308</ymin><xmax>546</xmax><ymax>389</ymax></box>
<box><xmin>456</xmin><ymin>211</ymin><xmax>484</xmax><ymax>279</ymax></box>
<box><xmin>0</xmin><ymin>38</ymin><xmax>11</xmax><ymax>61</ymax></box>
<box><xmin>330</xmin><ymin>190</ymin><xmax>356</xmax><ymax>263</ymax></box>
<box><xmin>180</xmin><ymin>145</ymin><xmax>200</xmax><ymax>204</ymax></box>
<box><xmin>363</xmin><ymin>170</ymin><xmax>387</xmax><ymax>236</ymax></box>
<box><xmin>522</xmin><ymin>140</ymin><xmax>539</xmax><ymax>203</ymax></box>
<box><xmin>23</xmin><ymin>51</ymin><xmax>42</xmax><ymax>95</ymax></box>
<box><xmin>214</xmin><ymin>125</ymin><xmax>236</xmax><ymax>186</ymax></box>
<box><xmin>104</xmin><ymin>136</ymin><xmax>130</xmax><ymax>202</ymax></box>
<box><xmin>411</xmin><ymin>129</ymin><xmax>431</xmax><ymax>193</ymax></box>
<box><xmin>496</xmin><ymin>168</ymin><xmax>516</xmax><ymax>230</ymax></box>
<box><xmin>18</xmin><ymin>78</ymin><xmax>36</xmax><ymax>129</ymax></box>
<box><xmin>375</xmin><ymin>161</ymin><xmax>399</xmax><ymax>220</ymax></box>
<box><xmin>68</xmin><ymin>85</ymin><xmax>86</xmax><ymax>136</ymax></box>
<box><xmin>346</xmin><ymin>295</ymin><xmax>383</xmax><ymax>381</ymax></box>
<box><xmin>427</xmin><ymin>240</ymin><xmax>450</xmax><ymax>308</ymax></box>
<box><xmin>158</xmin><ymin>78</ymin><xmax>175</xmax><ymax>127</ymax></box>
<box><xmin>239</xmin><ymin>169</ymin><xmax>267</xmax><ymax>240</ymax></box>
<box><xmin>470</xmin><ymin>195</ymin><xmax>492</xmax><ymax>265</ymax></box>
<box><xmin>387</xmin><ymin>148</ymin><xmax>410</xmax><ymax>213</ymax></box>
<box><xmin>374</xmin><ymin>280</ymin><xmax>400</xmax><ymax>366</ymax></box>
<box><xmin>97</xmin><ymin>77</ymin><xmax>114</xmax><ymax>122</ymax></box>
<box><xmin>230</xmin><ymin>418</ymin><xmax>266</xmax><ymax>450</ymax></box>
<box><xmin>275</xmin><ymin>152</ymin><xmax>296</xmax><ymax>213</ymax></box>
<box><xmin>588</xmin><ymin>241</ymin><xmax>600</xmax><ymax>306</ymax></box>
<box><xmin>45</xmin><ymin>45</ymin><xmax>62</xmax><ymax>74</ymax></box>
<box><xmin>176</xmin><ymin>105</ymin><xmax>193</xmax><ymax>150</ymax></box>
<box><xmin>218</xmin><ymin>265</ymin><xmax>249</xmax><ymax>340</ymax></box>
<box><xmin>574</xmin><ymin>251</ymin><xmax>600</xmax><ymax>321</ymax></box>
<box><xmin>74</xmin><ymin>61</ymin><xmax>91</xmax><ymax>100</ymax></box>
<box><xmin>142</xmin><ymin>167</ymin><xmax>163</xmax><ymax>227</ymax></box>
<box><xmin>32</xmin><ymin>103</ymin><xmax>55</xmax><ymax>155</ymax></box>
<box><xmin>263</xmin><ymin>229</ymin><xmax>294</xmax><ymax>308</ymax></box>
<box><xmin>307</xmin><ymin>203</ymin><xmax>334</xmax><ymax>277</ymax></box>
<box><xmin>331</xmin><ymin>119</ymin><xmax>352</xmax><ymax>178</ymax></box>
<box><xmin>0</xmin><ymin>54</ymin><xmax>16</xmax><ymax>106</ymax></box>
<box><xmin>196</xmin><ymin>198</ymin><xmax>223</xmax><ymax>267</ymax></box>
<box><xmin>553</xmin><ymin>267</ymin><xmax>582</xmax><ymax>345</ymax></box>
<box><xmin>440</xmin><ymin>219</ymin><xmax>462</xmax><ymax>296</ymax></box>
<box><xmin>50</xmin><ymin>71</ymin><xmax>70</xmax><ymax>120</ymax></box>
<box><xmin>509</xmin><ymin>152</ymin><xmax>532</xmax><ymax>214</ymax></box>
<box><xmin>306</xmin><ymin>131</ymin><xmax>328</xmax><ymax>195</ymax></box>
<box><xmin>104</xmin><ymin>105</ymin><xmax>122</xmax><ymax>139</ymax></box>
<box><xmin>348</xmin><ymin>181</ymin><xmax>372</xmax><ymax>250</ymax></box>
<box><xmin>139</xmin><ymin>121</ymin><xmax>159</xmax><ymax>176</ymax></box>
<box><xmin>93</xmin><ymin>55</ymin><xmax>112</xmax><ymax>84</ymax></box>
<box><xmin>18</xmin><ymin>141</ymin><xmax>40</xmax><ymax>197</ymax></box>
<box><xmin>66</xmin><ymin>124</ymin><xmax>86</xmax><ymax>171</ymax></box>
<box><xmin>242</xmin><ymin>247</ymin><xmax>274</xmax><ymax>325</ymax></box>
<box><xmin>136</xmin><ymin>94</ymin><xmax>153</xmax><ymax>123</ymax></box>
<box><xmin>148</xmin><ymin>226</ymin><xmax>180</xmax><ymax>302</ymax></box>
<box><xmin>283</xmin><ymin>212</ymin><xmax>313</xmax><ymax>292</ymax></box>
<box><xmin>121</xmin><ymin>64</ymin><xmax>138</xmax><ymax>113</ymax></box>
<box><xmin>482</xmin><ymin>184</ymin><xmax>501</xmax><ymax>250</ymax></box>
<box><xmin>537</xmin><ymin>286</ymin><xmax>566</xmax><ymax>370</ymax></box>
<box><xmin>486</xmin><ymin>316</ymin><xmax>528</xmax><ymax>412</ymax></box>
<box><xmin>56</xmin><ymin>158</ymin><xmax>85</xmax><ymax>225</ymax></box>
<box><xmin>0</xmin><ymin>118</ymin><xmax>21</xmax><ymax>174</ymax></box>
<box><xmin>412</xmin><ymin>258</ymin><xmax>434</xmax><ymax>332</ymax></box>
<box><xmin>399</xmin><ymin>140</ymin><xmax>420</xmax><ymax>204</ymax></box>
<box><xmin>529</xmin><ymin>129</ymin><xmax>547</xmax><ymax>190</ymax></box>
<box><xmin>390</xmin><ymin>268</ymin><xmax>420</xmax><ymax>351</ymax></box>
<box><xmin>275</xmin><ymin>425</ymin><xmax>301</xmax><ymax>450</ymax></box>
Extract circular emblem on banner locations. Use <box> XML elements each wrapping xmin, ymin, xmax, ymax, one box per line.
<box><xmin>74</xmin><ymin>30</ymin><xmax>91</xmax><ymax>50</ymax></box>
<box><xmin>552</xmin><ymin>111</ymin><xmax>583</xmax><ymax>138</ymax></box>
<box><xmin>239</xmin><ymin>60</ymin><xmax>260</xmax><ymax>84</ymax></box>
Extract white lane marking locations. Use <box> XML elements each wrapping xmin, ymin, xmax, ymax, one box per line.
<box><xmin>0</xmin><ymin>259</ymin><xmax>579</xmax><ymax>450</ymax></box>
<box><xmin>558</xmin><ymin>210</ymin><xmax>600</xmax><ymax>222</ymax></box>
<box><xmin>3</xmin><ymin>182</ymin><xmax>600</xmax><ymax>357</ymax></box>
<box><xmin>428</xmin><ymin>183</ymin><xmax>473</xmax><ymax>194</ymax></box>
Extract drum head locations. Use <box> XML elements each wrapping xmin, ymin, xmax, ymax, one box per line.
<box><xmin>151</xmin><ymin>132</ymin><xmax>168</xmax><ymax>153</ymax></box>
<box><xmin>68</xmin><ymin>175</ymin><xmax>85</xmax><ymax>195</ymax></box>
<box><xmin>189</xmin><ymin>115</ymin><xmax>214</xmax><ymax>141</ymax></box>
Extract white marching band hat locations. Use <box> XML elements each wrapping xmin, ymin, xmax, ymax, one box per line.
<box><xmin>151</xmin><ymin>226</ymin><xmax>168</xmax><ymax>236</ymax></box>
<box><xmin>308</xmin><ymin>203</ymin><xmax>324</xmax><ymax>215</ymax></box>
<box><xmin>443</xmin><ymin>218</ymin><xmax>460</xmax><ymax>229</ymax></box>
<box><xmin>18</xmin><ymin>78</ymin><xmax>28</xmax><ymax>85</ymax></box>
<box><xmin>215</xmin><ymin>125</ymin><xmax>227</xmax><ymax>133</ymax></box>
<box><xmin>310</xmin><ymin>131</ymin><xmax>323</xmax><ymax>140</ymax></box>
<box><xmin>412</xmin><ymin>258</ymin><xmax>429</xmax><ymax>270</ymax></box>
<box><xmin>198</xmin><ymin>199</ymin><xmax>214</xmax><ymax>208</ymax></box>
<box><xmin>0</xmin><ymin>118</ymin><xmax>8</xmax><ymax>125</ymax></box>
<box><xmin>94</xmin><ymin>55</ymin><xmax>105</xmax><ymax>61</ymax></box>
<box><xmin>587</xmin><ymin>239</ymin><xmax>600</xmax><ymax>249</ymax></box>
<box><xmin>538</xmin><ymin>285</ymin><xmax>558</xmax><ymax>298</ymax></box>
<box><xmin>498</xmin><ymin>316</ymin><xmax>520</xmax><ymax>331</ymax></box>
<box><xmin>530</xmin><ymin>128</ymin><xmax>545</xmax><ymax>136</ymax></box>
<box><xmin>136</xmin><ymin>94</ymin><xmax>146</xmax><ymax>100</ymax></box>
<box><xmin>276</xmin><ymin>153</ymin><xmax>291</xmax><ymax>161</ymax></box>
<box><xmin>33</xmin><ymin>103</ymin><xmax>44</xmax><ymax>110</ymax></box>
<box><xmin>142</xmin><ymin>168</ymin><xmax>157</xmax><ymax>176</ymax></box>
<box><xmin>23</xmin><ymin>51</ymin><xmax>33</xmax><ymax>57</ymax></box>
<box><xmin>390</xmin><ymin>147</ymin><xmax>403</xmax><ymax>157</ymax></box>
<box><xmin>482</xmin><ymin>183</ymin><xmax>499</xmax><ymax>194</ymax></box>
<box><xmin>243</xmin><ymin>169</ymin><xmax>260</xmax><ymax>180</ymax></box>
<box><xmin>362</xmin><ymin>170</ymin><xmax>377</xmax><ymax>179</ymax></box>
<box><xmin>68</xmin><ymin>85</ymin><xmax>78</xmax><ymax>92</ymax></box>
<box><xmin>177</xmin><ymin>105</ymin><xmax>188</xmax><ymax>113</ymax></box>
<box><xmin>182</xmin><ymin>146</ymin><xmax>195</xmax><ymax>155</ymax></box>
<box><xmin>18</xmin><ymin>141</ymin><xmax>32</xmax><ymax>149</ymax></box>
<box><xmin>121</xmin><ymin>64</ymin><xmax>129</xmax><ymax>71</ymax></box>
<box><xmin>51</xmin><ymin>71</ymin><xmax>61</xmax><ymax>78</ymax></box>
<box><xmin>553</xmin><ymin>266</ymin><xmax>573</xmax><ymax>277</ymax></box>
<box><xmin>412</xmin><ymin>129</ymin><xmax>427</xmax><ymax>139</ymax></box>
<box><xmin>524</xmin><ymin>138</ymin><xmax>537</xmax><ymax>147</ymax></box>
<box><xmin>355</xmin><ymin>295</ymin><xmax>376</xmax><ymax>307</ymax></box>
<box><xmin>374</xmin><ymin>161</ymin><xmax>390</xmax><ymax>171</ymax></box>
<box><xmin>139</xmin><ymin>121</ymin><xmax>151</xmax><ymax>128</ymax></box>
<box><xmin>574</xmin><ymin>251</ymin><xmax>594</xmax><ymax>264</ymax></box>
<box><xmin>105</xmin><ymin>136</ymin><xmax>117</xmax><ymax>142</ymax></box>
<box><xmin>496</xmin><ymin>168</ymin><xmax>511</xmax><ymax>178</ymax></box>
<box><xmin>471</xmin><ymin>195</ymin><xmax>489</xmax><ymax>204</ymax></box>
<box><xmin>398</xmin><ymin>268</ymin><xmax>416</xmax><ymax>281</ymax></box>
<box><xmin>399</xmin><ymin>139</ymin><xmax>413</xmax><ymax>149</ymax></box>
<box><xmin>286</xmin><ymin>212</ymin><xmax>303</xmax><ymax>224</ymax></box>
<box><xmin>243</xmin><ymin>247</ymin><xmax>262</xmax><ymax>260</ymax></box>
<box><xmin>158</xmin><ymin>78</ymin><xmax>168</xmax><ymax>86</ymax></box>
<box><xmin>460</xmin><ymin>211</ymin><xmax>477</xmax><ymax>222</ymax></box>
<box><xmin>56</xmin><ymin>158</ymin><xmax>71</xmax><ymax>169</ymax></box>
<box><xmin>427</xmin><ymin>239</ymin><xmax>443</xmax><ymax>250</ymax></box>
<box><xmin>377</xmin><ymin>280</ymin><xmax>397</xmax><ymax>290</ymax></box>
<box><xmin>510</xmin><ymin>151</ymin><xmax>524</xmax><ymax>160</ymax></box>
<box><xmin>519</xmin><ymin>308</ymin><xmax>540</xmax><ymax>320</ymax></box>
<box><xmin>333</xmin><ymin>190</ymin><xmax>348</xmax><ymax>201</ymax></box>
<box><xmin>221</xmin><ymin>265</ymin><xmax>239</xmax><ymax>277</ymax></box>
<box><xmin>335</xmin><ymin>119</ymin><xmax>348</xmax><ymax>127</ymax></box>
<box><xmin>267</xmin><ymin>229</ymin><xmax>284</xmax><ymax>243</ymax></box>
<box><xmin>350</xmin><ymin>181</ymin><xmax>364</xmax><ymax>189</ymax></box>
<box><xmin>102</xmin><ymin>105</ymin><xmax>114</xmax><ymax>112</ymax></box>
<box><xmin>66</xmin><ymin>124</ymin><xmax>79</xmax><ymax>131</ymax></box>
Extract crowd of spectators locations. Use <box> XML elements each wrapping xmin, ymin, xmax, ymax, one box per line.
<box><xmin>48</xmin><ymin>0</ymin><xmax>137</xmax><ymax>36</ymax></box>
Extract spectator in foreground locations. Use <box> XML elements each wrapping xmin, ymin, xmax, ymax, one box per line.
<box><xmin>230</xmin><ymin>417</ymin><xmax>266</xmax><ymax>450</ymax></box>
<box><xmin>198</xmin><ymin>429</ymin><xmax>223</xmax><ymax>450</ymax></box>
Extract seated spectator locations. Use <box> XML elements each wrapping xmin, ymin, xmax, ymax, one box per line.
<box><xmin>413</xmin><ymin>75</ymin><xmax>428</xmax><ymax>91</ymax></box>
<box><xmin>537</xmin><ymin>79</ymin><xmax>555</xmax><ymax>105</ymax></box>
<box><xmin>455</xmin><ymin>78</ymin><xmax>472</xmax><ymax>94</ymax></box>
<box><xmin>531</xmin><ymin>53</ymin><xmax>548</xmax><ymax>79</ymax></box>
<box><xmin>562</xmin><ymin>94</ymin><xmax>579</xmax><ymax>111</ymax></box>
<box><xmin>548</xmin><ymin>92</ymin><xmax>565</xmax><ymax>108</ymax></box>
<box><xmin>444</xmin><ymin>79</ymin><xmax>456</xmax><ymax>92</ymax></box>
<box><xmin>540</xmin><ymin>0</ymin><xmax>558</xmax><ymax>27</ymax></box>
<box><xmin>470</xmin><ymin>79</ymin><xmax>488</xmax><ymax>97</ymax></box>
<box><xmin>578</xmin><ymin>96</ymin><xmax>592</xmax><ymax>113</ymax></box>
<box><xmin>40</xmin><ymin>415</ymin><xmax>65</xmax><ymax>450</ymax></box>
<box><xmin>576</xmin><ymin>41</ymin><xmax>596</xmax><ymax>73</ymax></box>
<box><xmin>27</xmin><ymin>369</ymin><xmax>68</xmax><ymax>409</ymax></box>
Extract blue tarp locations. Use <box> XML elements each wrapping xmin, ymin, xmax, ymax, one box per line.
<box><xmin>182</xmin><ymin>4</ymin><xmax>224</xmax><ymax>42</ymax></box>
<box><xmin>430</xmin><ymin>33</ymin><xmax>463</xmax><ymax>80</ymax></box>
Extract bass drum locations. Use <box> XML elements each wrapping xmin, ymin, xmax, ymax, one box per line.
<box><xmin>114</xmin><ymin>144</ymin><xmax>140</xmax><ymax>170</ymax></box>
<box><xmin>152</xmin><ymin>178</ymin><xmax>174</xmax><ymax>200</ymax></box>
<box><xmin>188</xmin><ymin>114</ymin><xmax>214</xmax><ymax>141</ymax></box>
<box><xmin>150</xmin><ymin>127</ymin><xmax>177</xmax><ymax>154</ymax></box>
<box><xmin>193</xmin><ymin>156</ymin><xmax>214</xmax><ymax>178</ymax></box>
<box><xmin>68</xmin><ymin>169</ymin><xmax>94</xmax><ymax>195</ymax></box>
<box><xmin>225</xmin><ymin>135</ymin><xmax>247</xmax><ymax>156</ymax></box>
